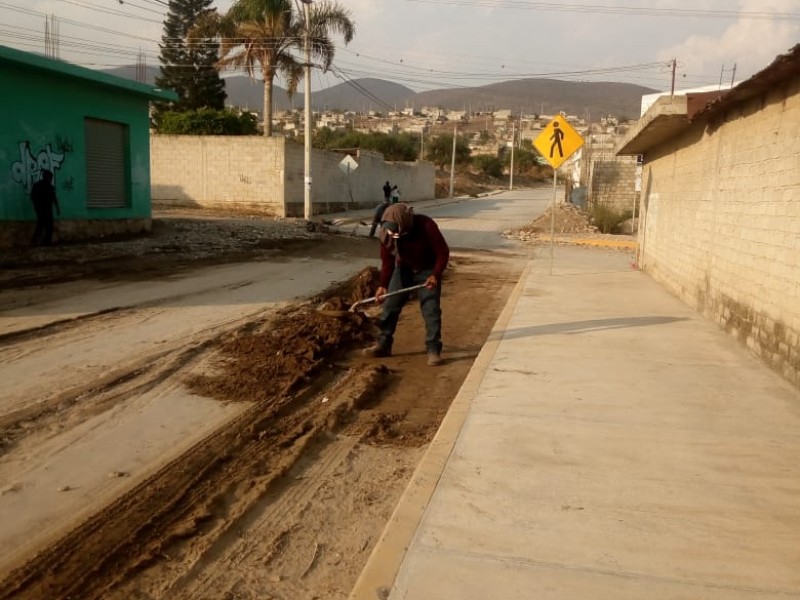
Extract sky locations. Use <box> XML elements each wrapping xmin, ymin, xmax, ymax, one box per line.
<box><xmin>1</xmin><ymin>0</ymin><xmax>799</xmax><ymax>95</ymax></box>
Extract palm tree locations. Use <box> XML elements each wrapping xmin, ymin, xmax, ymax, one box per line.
<box><xmin>192</xmin><ymin>0</ymin><xmax>354</xmax><ymax>137</ymax></box>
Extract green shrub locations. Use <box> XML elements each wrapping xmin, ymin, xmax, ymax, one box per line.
<box><xmin>589</xmin><ymin>202</ymin><xmax>629</xmax><ymax>234</ymax></box>
<box><xmin>472</xmin><ymin>154</ymin><xmax>504</xmax><ymax>178</ymax></box>
<box><xmin>156</xmin><ymin>109</ymin><xmax>259</xmax><ymax>135</ymax></box>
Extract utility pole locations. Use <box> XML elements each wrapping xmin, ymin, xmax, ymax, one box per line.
<box><xmin>670</xmin><ymin>58</ymin><xmax>677</xmax><ymax>97</ymax></box>
<box><xmin>509</xmin><ymin>121</ymin><xmax>515</xmax><ymax>191</ymax></box>
<box><xmin>449</xmin><ymin>125</ymin><xmax>457</xmax><ymax>198</ymax></box>
<box><xmin>730</xmin><ymin>63</ymin><xmax>737</xmax><ymax>88</ymax></box>
<box><xmin>301</xmin><ymin>0</ymin><xmax>313</xmax><ymax>222</ymax></box>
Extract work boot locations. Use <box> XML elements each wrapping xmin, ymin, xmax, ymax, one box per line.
<box><xmin>364</xmin><ymin>342</ymin><xmax>391</xmax><ymax>358</ymax></box>
<box><xmin>427</xmin><ymin>351</ymin><xmax>443</xmax><ymax>366</ymax></box>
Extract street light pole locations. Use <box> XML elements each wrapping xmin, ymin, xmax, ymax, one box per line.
<box><xmin>509</xmin><ymin>120</ymin><xmax>515</xmax><ymax>191</ymax></box>
<box><xmin>301</xmin><ymin>0</ymin><xmax>312</xmax><ymax>221</ymax></box>
<box><xmin>449</xmin><ymin>124</ymin><xmax>457</xmax><ymax>198</ymax></box>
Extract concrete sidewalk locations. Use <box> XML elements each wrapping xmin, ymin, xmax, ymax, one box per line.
<box><xmin>352</xmin><ymin>246</ymin><xmax>800</xmax><ymax>599</ymax></box>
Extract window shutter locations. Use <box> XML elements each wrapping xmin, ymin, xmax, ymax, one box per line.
<box><xmin>85</xmin><ymin>118</ymin><xmax>128</xmax><ymax>208</ymax></box>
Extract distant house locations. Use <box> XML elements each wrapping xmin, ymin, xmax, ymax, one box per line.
<box><xmin>0</xmin><ymin>45</ymin><xmax>176</xmax><ymax>246</ymax></box>
<box><xmin>446</xmin><ymin>110</ymin><xmax>467</xmax><ymax>122</ymax></box>
<box><xmin>617</xmin><ymin>44</ymin><xmax>800</xmax><ymax>388</ymax></box>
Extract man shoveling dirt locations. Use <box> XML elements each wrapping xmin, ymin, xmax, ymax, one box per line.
<box><xmin>364</xmin><ymin>203</ymin><xmax>450</xmax><ymax>366</ymax></box>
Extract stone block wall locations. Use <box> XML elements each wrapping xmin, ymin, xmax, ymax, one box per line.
<box><xmin>581</xmin><ymin>135</ymin><xmax>639</xmax><ymax>210</ymax></box>
<box><xmin>638</xmin><ymin>78</ymin><xmax>800</xmax><ymax>388</ymax></box>
<box><xmin>151</xmin><ymin>136</ymin><xmax>436</xmax><ymax>218</ymax></box>
<box><xmin>590</xmin><ymin>159</ymin><xmax>639</xmax><ymax>211</ymax></box>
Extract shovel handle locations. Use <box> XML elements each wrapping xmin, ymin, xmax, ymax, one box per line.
<box><xmin>350</xmin><ymin>283</ymin><xmax>428</xmax><ymax>311</ymax></box>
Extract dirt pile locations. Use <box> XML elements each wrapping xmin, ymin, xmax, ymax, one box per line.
<box><xmin>0</xmin><ymin>216</ymin><xmax>320</xmax><ymax>289</ymax></box>
<box><xmin>189</xmin><ymin>267</ymin><xmax>381</xmax><ymax>403</ymax></box>
<box><xmin>506</xmin><ymin>202</ymin><xmax>597</xmax><ymax>241</ymax></box>
<box><xmin>313</xmin><ymin>266</ymin><xmax>381</xmax><ymax>312</ymax></box>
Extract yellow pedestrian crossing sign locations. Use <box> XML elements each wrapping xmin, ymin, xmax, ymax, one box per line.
<box><xmin>533</xmin><ymin>115</ymin><xmax>584</xmax><ymax>169</ymax></box>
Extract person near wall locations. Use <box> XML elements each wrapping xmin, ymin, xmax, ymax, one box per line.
<box><xmin>364</xmin><ymin>203</ymin><xmax>450</xmax><ymax>366</ymax></box>
<box><xmin>390</xmin><ymin>185</ymin><xmax>401</xmax><ymax>203</ymax></box>
<box><xmin>30</xmin><ymin>169</ymin><xmax>60</xmax><ymax>246</ymax></box>
<box><xmin>382</xmin><ymin>181</ymin><xmax>392</xmax><ymax>203</ymax></box>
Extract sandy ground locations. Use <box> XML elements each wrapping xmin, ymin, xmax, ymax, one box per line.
<box><xmin>0</xmin><ymin>218</ymin><xmax>524</xmax><ymax>600</ymax></box>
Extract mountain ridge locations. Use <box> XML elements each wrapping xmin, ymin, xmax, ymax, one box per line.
<box><xmin>101</xmin><ymin>65</ymin><xmax>655</xmax><ymax>118</ymax></box>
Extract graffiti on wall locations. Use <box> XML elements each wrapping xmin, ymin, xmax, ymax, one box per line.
<box><xmin>10</xmin><ymin>141</ymin><xmax>68</xmax><ymax>192</ymax></box>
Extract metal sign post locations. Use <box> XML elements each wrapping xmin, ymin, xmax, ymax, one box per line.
<box><xmin>533</xmin><ymin>115</ymin><xmax>585</xmax><ymax>275</ymax></box>
<box><xmin>550</xmin><ymin>169</ymin><xmax>557</xmax><ymax>275</ymax></box>
<box><xmin>338</xmin><ymin>155</ymin><xmax>359</xmax><ymax>210</ymax></box>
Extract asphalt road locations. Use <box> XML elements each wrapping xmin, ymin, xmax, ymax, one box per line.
<box><xmin>423</xmin><ymin>188</ymin><xmax>553</xmax><ymax>250</ymax></box>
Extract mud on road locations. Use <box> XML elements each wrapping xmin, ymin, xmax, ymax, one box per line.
<box><xmin>0</xmin><ymin>245</ymin><xmax>523</xmax><ymax>600</ymax></box>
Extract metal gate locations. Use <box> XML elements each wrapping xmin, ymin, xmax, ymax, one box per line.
<box><xmin>84</xmin><ymin>118</ymin><xmax>128</xmax><ymax>208</ymax></box>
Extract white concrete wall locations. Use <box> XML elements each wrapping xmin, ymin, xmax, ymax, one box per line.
<box><xmin>282</xmin><ymin>144</ymin><xmax>435</xmax><ymax>217</ymax></box>
<box><xmin>151</xmin><ymin>136</ymin><xmax>435</xmax><ymax>218</ymax></box>
<box><xmin>638</xmin><ymin>77</ymin><xmax>800</xmax><ymax>387</ymax></box>
<box><xmin>151</xmin><ymin>136</ymin><xmax>286</xmax><ymax>215</ymax></box>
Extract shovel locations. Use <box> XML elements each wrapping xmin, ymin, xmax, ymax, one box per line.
<box><xmin>348</xmin><ymin>283</ymin><xmax>427</xmax><ymax>312</ymax></box>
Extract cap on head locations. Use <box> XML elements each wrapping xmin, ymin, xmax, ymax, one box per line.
<box><xmin>41</xmin><ymin>169</ymin><xmax>53</xmax><ymax>182</ymax></box>
<box><xmin>381</xmin><ymin>221</ymin><xmax>400</xmax><ymax>238</ymax></box>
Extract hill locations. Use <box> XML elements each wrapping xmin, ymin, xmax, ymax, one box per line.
<box><xmin>309</xmin><ymin>78</ymin><xmax>417</xmax><ymax>112</ymax></box>
<box><xmin>100</xmin><ymin>65</ymin><xmax>299</xmax><ymax>110</ymax></box>
<box><xmin>412</xmin><ymin>79</ymin><xmax>655</xmax><ymax>120</ymax></box>
<box><xmin>100</xmin><ymin>65</ymin><xmax>654</xmax><ymax>118</ymax></box>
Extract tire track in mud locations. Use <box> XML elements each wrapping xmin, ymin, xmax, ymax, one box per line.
<box><xmin>0</xmin><ymin>256</ymin><xmax>522</xmax><ymax>600</ymax></box>
<box><xmin>153</xmin><ymin>406</ymin><xmax>363</xmax><ymax>599</ymax></box>
<box><xmin>0</xmin><ymin>363</ymin><xmax>389</xmax><ymax>600</ymax></box>
<box><xmin>0</xmin><ymin>269</ymin><xmax>385</xmax><ymax>600</ymax></box>
<box><xmin>0</xmin><ymin>307</ymin><xmax>125</xmax><ymax>347</ymax></box>
<box><xmin>0</xmin><ymin>309</ymin><xmax>278</xmax><ymax>455</ymax></box>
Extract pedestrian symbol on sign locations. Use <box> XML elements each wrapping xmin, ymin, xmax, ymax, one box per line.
<box><xmin>550</xmin><ymin>121</ymin><xmax>565</xmax><ymax>158</ymax></box>
<box><xmin>533</xmin><ymin>115</ymin><xmax>584</xmax><ymax>169</ymax></box>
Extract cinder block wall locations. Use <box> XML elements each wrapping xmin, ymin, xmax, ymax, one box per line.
<box><xmin>639</xmin><ymin>78</ymin><xmax>800</xmax><ymax>387</ymax></box>
<box><xmin>151</xmin><ymin>136</ymin><xmax>436</xmax><ymax>218</ymax></box>
<box><xmin>580</xmin><ymin>135</ymin><xmax>638</xmax><ymax>210</ymax></box>
<box><xmin>590</xmin><ymin>159</ymin><xmax>638</xmax><ymax>210</ymax></box>
<box><xmin>283</xmin><ymin>144</ymin><xmax>435</xmax><ymax>217</ymax></box>
<box><xmin>150</xmin><ymin>136</ymin><xmax>286</xmax><ymax>215</ymax></box>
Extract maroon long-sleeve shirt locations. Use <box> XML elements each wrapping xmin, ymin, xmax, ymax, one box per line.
<box><xmin>379</xmin><ymin>214</ymin><xmax>450</xmax><ymax>287</ymax></box>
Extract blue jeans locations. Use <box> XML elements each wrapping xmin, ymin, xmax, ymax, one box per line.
<box><xmin>377</xmin><ymin>267</ymin><xmax>442</xmax><ymax>354</ymax></box>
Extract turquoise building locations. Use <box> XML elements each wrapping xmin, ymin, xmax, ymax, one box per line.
<box><xmin>0</xmin><ymin>45</ymin><xmax>176</xmax><ymax>245</ymax></box>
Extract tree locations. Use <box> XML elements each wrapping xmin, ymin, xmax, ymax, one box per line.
<box><xmin>194</xmin><ymin>0</ymin><xmax>354</xmax><ymax>137</ymax></box>
<box><xmin>154</xmin><ymin>0</ymin><xmax>226</xmax><ymax>125</ymax></box>
<box><xmin>425</xmin><ymin>133</ymin><xmax>471</xmax><ymax>169</ymax></box>
<box><xmin>500</xmin><ymin>147</ymin><xmax>537</xmax><ymax>173</ymax></box>
<box><xmin>472</xmin><ymin>154</ymin><xmax>503</xmax><ymax>178</ymax></box>
<box><xmin>158</xmin><ymin>109</ymin><xmax>259</xmax><ymax>135</ymax></box>
<box><xmin>312</xmin><ymin>129</ymin><xmax>417</xmax><ymax>161</ymax></box>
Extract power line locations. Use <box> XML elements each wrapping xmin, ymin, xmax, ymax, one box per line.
<box><xmin>0</xmin><ymin>2</ymin><xmax>761</xmax><ymax>93</ymax></box>
<box><xmin>0</xmin><ymin>3</ymin><xmax>160</xmax><ymax>42</ymax></box>
<box><xmin>328</xmin><ymin>65</ymin><xmax>396</xmax><ymax>112</ymax></box>
<box><xmin>50</xmin><ymin>0</ymin><xmax>164</xmax><ymax>23</ymax></box>
<box><xmin>381</xmin><ymin>0</ymin><xmax>800</xmax><ymax>21</ymax></box>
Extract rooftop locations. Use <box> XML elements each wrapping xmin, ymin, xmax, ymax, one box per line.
<box><xmin>617</xmin><ymin>43</ymin><xmax>800</xmax><ymax>156</ymax></box>
<box><xmin>0</xmin><ymin>44</ymin><xmax>177</xmax><ymax>102</ymax></box>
